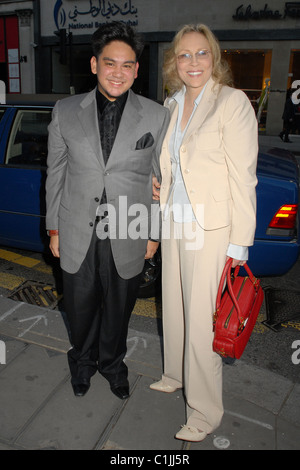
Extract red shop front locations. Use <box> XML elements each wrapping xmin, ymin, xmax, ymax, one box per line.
<box><xmin>0</xmin><ymin>16</ymin><xmax>20</xmax><ymax>93</ymax></box>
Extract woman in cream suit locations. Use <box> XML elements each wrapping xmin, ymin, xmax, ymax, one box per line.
<box><xmin>150</xmin><ymin>24</ymin><xmax>258</xmax><ymax>442</ymax></box>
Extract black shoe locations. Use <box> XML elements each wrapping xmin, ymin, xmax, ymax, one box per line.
<box><xmin>72</xmin><ymin>379</ymin><xmax>90</xmax><ymax>397</ymax></box>
<box><xmin>279</xmin><ymin>133</ymin><xmax>284</xmax><ymax>141</ymax></box>
<box><xmin>110</xmin><ymin>385</ymin><xmax>129</xmax><ymax>400</ymax></box>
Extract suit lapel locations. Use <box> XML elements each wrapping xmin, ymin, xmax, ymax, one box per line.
<box><xmin>107</xmin><ymin>90</ymin><xmax>142</xmax><ymax>167</ymax></box>
<box><xmin>77</xmin><ymin>88</ymin><xmax>105</xmax><ymax>169</ymax></box>
<box><xmin>165</xmin><ymin>98</ymin><xmax>179</xmax><ymax>146</ymax></box>
<box><xmin>161</xmin><ymin>99</ymin><xmax>178</xmax><ymax>168</ymax></box>
<box><xmin>183</xmin><ymin>78</ymin><xmax>219</xmax><ymax>144</ymax></box>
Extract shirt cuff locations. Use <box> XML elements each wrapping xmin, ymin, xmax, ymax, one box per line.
<box><xmin>226</xmin><ymin>243</ymin><xmax>248</xmax><ymax>261</ymax></box>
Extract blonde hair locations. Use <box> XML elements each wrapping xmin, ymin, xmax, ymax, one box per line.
<box><xmin>163</xmin><ymin>23</ymin><xmax>233</xmax><ymax>96</ymax></box>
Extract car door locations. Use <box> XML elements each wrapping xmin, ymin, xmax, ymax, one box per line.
<box><xmin>0</xmin><ymin>106</ymin><xmax>52</xmax><ymax>251</ymax></box>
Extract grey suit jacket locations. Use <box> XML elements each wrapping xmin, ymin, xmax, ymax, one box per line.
<box><xmin>46</xmin><ymin>88</ymin><xmax>169</xmax><ymax>278</ymax></box>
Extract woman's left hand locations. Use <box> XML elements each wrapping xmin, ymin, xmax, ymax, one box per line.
<box><xmin>152</xmin><ymin>176</ymin><xmax>161</xmax><ymax>200</ymax></box>
<box><xmin>145</xmin><ymin>240</ymin><xmax>159</xmax><ymax>259</ymax></box>
<box><xmin>226</xmin><ymin>256</ymin><xmax>246</xmax><ymax>268</ymax></box>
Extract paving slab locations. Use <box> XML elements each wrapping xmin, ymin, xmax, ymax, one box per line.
<box><xmin>102</xmin><ymin>375</ymin><xmax>186</xmax><ymax>451</ymax></box>
<box><xmin>191</xmin><ymin>393</ymin><xmax>276</xmax><ymax>450</ymax></box>
<box><xmin>0</xmin><ymin>295</ymin><xmax>70</xmax><ymax>353</ymax></box>
<box><xmin>0</xmin><ymin>344</ymin><xmax>68</xmax><ymax>443</ymax></box>
<box><xmin>222</xmin><ymin>361</ymin><xmax>294</xmax><ymax>414</ymax></box>
<box><xmin>0</xmin><ymin>282</ymin><xmax>300</xmax><ymax>451</ymax></box>
<box><xmin>16</xmin><ymin>371</ymin><xmax>138</xmax><ymax>450</ymax></box>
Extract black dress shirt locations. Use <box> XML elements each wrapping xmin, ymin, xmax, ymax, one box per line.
<box><xmin>96</xmin><ymin>89</ymin><xmax>128</xmax><ymax>207</ymax></box>
<box><xmin>96</xmin><ymin>89</ymin><xmax>128</xmax><ymax>165</ymax></box>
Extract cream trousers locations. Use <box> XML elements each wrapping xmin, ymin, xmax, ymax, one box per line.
<box><xmin>160</xmin><ymin>217</ymin><xmax>230</xmax><ymax>433</ymax></box>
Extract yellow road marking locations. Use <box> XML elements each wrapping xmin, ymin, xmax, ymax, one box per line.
<box><xmin>35</xmin><ymin>263</ymin><xmax>53</xmax><ymax>274</ymax></box>
<box><xmin>281</xmin><ymin>321</ymin><xmax>300</xmax><ymax>332</ymax></box>
<box><xmin>0</xmin><ymin>248</ymin><xmax>40</xmax><ymax>268</ymax></box>
<box><xmin>0</xmin><ymin>249</ymin><xmax>53</xmax><ymax>274</ymax></box>
<box><xmin>0</xmin><ymin>248</ymin><xmax>161</xmax><ymax>318</ymax></box>
<box><xmin>0</xmin><ymin>247</ymin><xmax>299</xmax><ymax>327</ymax></box>
<box><xmin>0</xmin><ymin>273</ymin><xmax>25</xmax><ymax>290</ymax></box>
<box><xmin>133</xmin><ymin>298</ymin><xmax>162</xmax><ymax>319</ymax></box>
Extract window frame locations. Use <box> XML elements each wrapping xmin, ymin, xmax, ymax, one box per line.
<box><xmin>4</xmin><ymin>107</ymin><xmax>52</xmax><ymax>169</ymax></box>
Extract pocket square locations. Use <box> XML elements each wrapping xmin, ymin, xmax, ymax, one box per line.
<box><xmin>135</xmin><ymin>132</ymin><xmax>154</xmax><ymax>149</ymax></box>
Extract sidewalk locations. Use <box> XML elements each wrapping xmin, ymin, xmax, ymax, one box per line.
<box><xmin>0</xmin><ymin>134</ymin><xmax>299</xmax><ymax>451</ymax></box>
<box><xmin>0</xmin><ymin>294</ymin><xmax>299</xmax><ymax>451</ymax></box>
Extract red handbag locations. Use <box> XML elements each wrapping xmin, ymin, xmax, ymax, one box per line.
<box><xmin>213</xmin><ymin>258</ymin><xmax>264</xmax><ymax>359</ymax></box>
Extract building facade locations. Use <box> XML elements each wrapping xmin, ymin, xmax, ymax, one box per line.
<box><xmin>1</xmin><ymin>0</ymin><xmax>300</xmax><ymax>134</ymax></box>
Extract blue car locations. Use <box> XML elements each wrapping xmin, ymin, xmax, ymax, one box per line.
<box><xmin>0</xmin><ymin>96</ymin><xmax>299</xmax><ymax>288</ymax></box>
<box><xmin>249</xmin><ymin>146</ymin><xmax>299</xmax><ymax>276</ymax></box>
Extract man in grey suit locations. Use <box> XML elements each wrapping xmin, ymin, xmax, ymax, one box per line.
<box><xmin>46</xmin><ymin>22</ymin><xmax>169</xmax><ymax>399</ymax></box>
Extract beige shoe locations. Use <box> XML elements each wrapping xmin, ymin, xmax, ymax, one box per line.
<box><xmin>175</xmin><ymin>425</ymin><xmax>207</xmax><ymax>442</ymax></box>
<box><xmin>149</xmin><ymin>380</ymin><xmax>180</xmax><ymax>393</ymax></box>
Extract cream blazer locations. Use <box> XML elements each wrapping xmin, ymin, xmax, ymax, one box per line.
<box><xmin>160</xmin><ymin>77</ymin><xmax>258</xmax><ymax>247</ymax></box>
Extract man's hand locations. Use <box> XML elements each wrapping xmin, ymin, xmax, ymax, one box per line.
<box><xmin>49</xmin><ymin>234</ymin><xmax>60</xmax><ymax>258</ymax></box>
<box><xmin>145</xmin><ymin>240</ymin><xmax>159</xmax><ymax>259</ymax></box>
<box><xmin>152</xmin><ymin>176</ymin><xmax>161</xmax><ymax>200</ymax></box>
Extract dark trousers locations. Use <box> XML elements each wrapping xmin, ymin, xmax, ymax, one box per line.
<box><xmin>62</xmin><ymin>229</ymin><xmax>142</xmax><ymax>386</ymax></box>
<box><xmin>280</xmin><ymin>120</ymin><xmax>293</xmax><ymax>141</ymax></box>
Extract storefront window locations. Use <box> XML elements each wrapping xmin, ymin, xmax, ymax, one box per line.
<box><xmin>0</xmin><ymin>16</ymin><xmax>20</xmax><ymax>94</ymax></box>
<box><xmin>222</xmin><ymin>49</ymin><xmax>272</xmax><ymax>132</ymax></box>
<box><xmin>52</xmin><ymin>44</ymin><xmax>95</xmax><ymax>94</ymax></box>
<box><xmin>288</xmin><ymin>50</ymin><xmax>300</xmax><ymax>134</ymax></box>
<box><xmin>288</xmin><ymin>50</ymin><xmax>300</xmax><ymax>89</ymax></box>
<box><xmin>51</xmin><ymin>42</ymin><xmax>149</xmax><ymax>96</ymax></box>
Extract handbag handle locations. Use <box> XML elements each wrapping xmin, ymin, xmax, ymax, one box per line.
<box><xmin>215</xmin><ymin>258</ymin><xmax>259</xmax><ymax>325</ymax></box>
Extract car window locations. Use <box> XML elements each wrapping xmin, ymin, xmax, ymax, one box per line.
<box><xmin>5</xmin><ymin>109</ymin><xmax>52</xmax><ymax>167</ymax></box>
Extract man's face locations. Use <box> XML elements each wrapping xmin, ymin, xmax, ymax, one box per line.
<box><xmin>90</xmin><ymin>40</ymin><xmax>139</xmax><ymax>101</ymax></box>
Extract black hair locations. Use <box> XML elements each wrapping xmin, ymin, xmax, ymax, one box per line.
<box><xmin>91</xmin><ymin>22</ymin><xmax>144</xmax><ymax>60</ymax></box>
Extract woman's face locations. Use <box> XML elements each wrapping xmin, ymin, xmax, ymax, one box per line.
<box><xmin>176</xmin><ymin>32</ymin><xmax>213</xmax><ymax>95</ymax></box>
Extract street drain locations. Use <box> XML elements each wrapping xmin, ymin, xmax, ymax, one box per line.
<box><xmin>8</xmin><ymin>280</ymin><xmax>61</xmax><ymax>309</ymax></box>
<box><xmin>262</xmin><ymin>287</ymin><xmax>300</xmax><ymax>331</ymax></box>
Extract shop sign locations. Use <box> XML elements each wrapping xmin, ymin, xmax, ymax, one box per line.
<box><xmin>233</xmin><ymin>2</ymin><xmax>300</xmax><ymax>20</ymax></box>
<box><xmin>53</xmin><ymin>0</ymin><xmax>138</xmax><ymax>31</ymax></box>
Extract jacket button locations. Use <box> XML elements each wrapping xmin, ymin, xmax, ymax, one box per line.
<box><xmin>181</xmin><ymin>146</ymin><xmax>186</xmax><ymax>152</ymax></box>
<box><xmin>89</xmin><ymin>222</ymin><xmax>93</xmax><ymax>227</ymax></box>
<box><xmin>185</xmin><ymin>169</ymin><xmax>190</xmax><ymax>174</ymax></box>
<box><xmin>95</xmin><ymin>197</ymin><xmax>99</xmax><ymax>202</ymax></box>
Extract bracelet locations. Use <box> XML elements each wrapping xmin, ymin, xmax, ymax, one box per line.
<box><xmin>48</xmin><ymin>230</ymin><xmax>59</xmax><ymax>236</ymax></box>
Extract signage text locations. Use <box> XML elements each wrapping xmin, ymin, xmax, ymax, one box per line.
<box><xmin>233</xmin><ymin>2</ymin><xmax>300</xmax><ymax>20</ymax></box>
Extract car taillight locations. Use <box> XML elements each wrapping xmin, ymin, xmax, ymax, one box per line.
<box><xmin>268</xmin><ymin>204</ymin><xmax>298</xmax><ymax>229</ymax></box>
